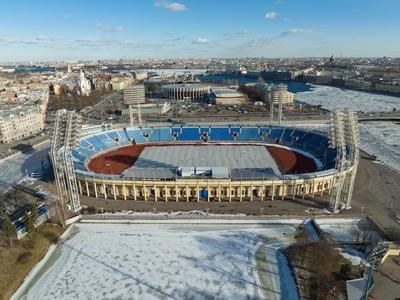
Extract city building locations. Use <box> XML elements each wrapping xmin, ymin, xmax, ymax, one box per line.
<box><xmin>122</xmin><ymin>102</ymin><xmax>171</xmax><ymax>116</ymax></box>
<box><xmin>0</xmin><ymin>106</ymin><xmax>44</xmax><ymax>143</ymax></box>
<box><xmin>264</xmin><ymin>84</ymin><xmax>294</xmax><ymax>104</ymax></box>
<box><xmin>162</xmin><ymin>83</ymin><xmax>209</xmax><ymax>100</ymax></box>
<box><xmin>111</xmin><ymin>77</ymin><xmax>134</xmax><ymax>91</ymax></box>
<box><xmin>78</xmin><ymin>69</ymin><xmax>92</xmax><ymax>96</ymax></box>
<box><xmin>124</xmin><ymin>85</ymin><xmax>146</xmax><ymax>105</ymax></box>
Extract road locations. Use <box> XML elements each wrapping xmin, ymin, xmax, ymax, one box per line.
<box><xmin>0</xmin><ymin>142</ymin><xmax>51</xmax><ymax>193</ymax></box>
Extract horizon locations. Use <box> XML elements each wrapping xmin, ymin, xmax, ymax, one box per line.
<box><xmin>1</xmin><ymin>0</ymin><xmax>400</xmax><ymax>62</ymax></box>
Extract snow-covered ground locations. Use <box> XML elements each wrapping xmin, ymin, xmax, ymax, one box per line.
<box><xmin>358</xmin><ymin>121</ymin><xmax>400</xmax><ymax>172</ymax></box>
<box><xmin>315</xmin><ymin>218</ymin><xmax>380</xmax><ymax>243</ymax></box>
<box><xmin>24</xmin><ymin>223</ymin><xmax>299</xmax><ymax>300</ymax></box>
<box><xmin>337</xmin><ymin>248</ymin><xmax>364</xmax><ymax>266</ymax></box>
<box><xmin>294</xmin><ymin>84</ymin><xmax>400</xmax><ymax>112</ymax></box>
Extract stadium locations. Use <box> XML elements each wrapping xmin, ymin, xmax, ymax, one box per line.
<box><xmin>69</xmin><ymin>125</ymin><xmax>354</xmax><ymax>203</ymax></box>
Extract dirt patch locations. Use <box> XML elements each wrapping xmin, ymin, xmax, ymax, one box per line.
<box><xmin>0</xmin><ymin>224</ymin><xmax>67</xmax><ymax>300</ymax></box>
<box><xmin>283</xmin><ymin>238</ymin><xmax>362</xmax><ymax>300</ymax></box>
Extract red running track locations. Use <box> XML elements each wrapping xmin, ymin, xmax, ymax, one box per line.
<box><xmin>87</xmin><ymin>142</ymin><xmax>317</xmax><ymax>175</ymax></box>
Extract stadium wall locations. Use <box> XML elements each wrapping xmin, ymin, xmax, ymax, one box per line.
<box><xmin>75</xmin><ymin>168</ymin><xmax>353</xmax><ymax>202</ymax></box>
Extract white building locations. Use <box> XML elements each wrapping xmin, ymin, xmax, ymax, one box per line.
<box><xmin>78</xmin><ymin>70</ymin><xmax>91</xmax><ymax>96</ymax></box>
<box><xmin>0</xmin><ymin>106</ymin><xmax>44</xmax><ymax>143</ymax></box>
<box><xmin>263</xmin><ymin>83</ymin><xmax>294</xmax><ymax>104</ymax></box>
<box><xmin>122</xmin><ymin>102</ymin><xmax>171</xmax><ymax>116</ymax></box>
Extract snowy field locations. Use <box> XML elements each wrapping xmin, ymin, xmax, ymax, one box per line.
<box><xmin>358</xmin><ymin>121</ymin><xmax>400</xmax><ymax>172</ymax></box>
<box><xmin>315</xmin><ymin>218</ymin><xmax>380</xmax><ymax>243</ymax></box>
<box><xmin>23</xmin><ymin>223</ymin><xmax>299</xmax><ymax>300</ymax></box>
<box><xmin>294</xmin><ymin>84</ymin><xmax>400</xmax><ymax>112</ymax></box>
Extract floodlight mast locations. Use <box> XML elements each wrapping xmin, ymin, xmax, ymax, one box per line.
<box><xmin>342</xmin><ymin>110</ymin><xmax>360</xmax><ymax>209</ymax></box>
<box><xmin>328</xmin><ymin>110</ymin><xmax>346</xmax><ymax>213</ymax></box>
<box><xmin>328</xmin><ymin>109</ymin><xmax>360</xmax><ymax>213</ymax></box>
<box><xmin>50</xmin><ymin>110</ymin><xmax>82</xmax><ymax>213</ymax></box>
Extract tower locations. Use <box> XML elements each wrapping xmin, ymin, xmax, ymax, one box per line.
<box><xmin>328</xmin><ymin>109</ymin><xmax>360</xmax><ymax>212</ymax></box>
<box><xmin>50</xmin><ymin>110</ymin><xmax>82</xmax><ymax>212</ymax></box>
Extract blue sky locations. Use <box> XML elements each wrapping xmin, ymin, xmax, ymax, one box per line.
<box><xmin>0</xmin><ymin>0</ymin><xmax>399</xmax><ymax>61</ymax></box>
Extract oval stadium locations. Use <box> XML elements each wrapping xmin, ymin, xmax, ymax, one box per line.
<box><xmin>68</xmin><ymin>125</ymin><xmax>355</xmax><ymax>203</ymax></box>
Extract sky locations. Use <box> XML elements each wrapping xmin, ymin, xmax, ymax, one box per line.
<box><xmin>0</xmin><ymin>0</ymin><xmax>399</xmax><ymax>62</ymax></box>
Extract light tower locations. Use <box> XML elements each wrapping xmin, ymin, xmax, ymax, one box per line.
<box><xmin>328</xmin><ymin>110</ymin><xmax>346</xmax><ymax>213</ymax></box>
<box><xmin>328</xmin><ymin>109</ymin><xmax>360</xmax><ymax>212</ymax></box>
<box><xmin>50</xmin><ymin>109</ymin><xmax>82</xmax><ymax>212</ymax></box>
<box><xmin>341</xmin><ymin>109</ymin><xmax>360</xmax><ymax>209</ymax></box>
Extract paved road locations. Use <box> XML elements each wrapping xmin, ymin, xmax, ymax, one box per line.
<box><xmin>0</xmin><ymin>142</ymin><xmax>51</xmax><ymax>193</ymax></box>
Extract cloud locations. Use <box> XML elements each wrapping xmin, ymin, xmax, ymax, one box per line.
<box><xmin>167</xmin><ymin>36</ymin><xmax>186</xmax><ymax>42</ymax></box>
<box><xmin>0</xmin><ymin>35</ymin><xmax>56</xmax><ymax>46</ymax></box>
<box><xmin>80</xmin><ymin>21</ymin><xmax>88</xmax><ymax>27</ymax></box>
<box><xmin>96</xmin><ymin>23</ymin><xmax>124</xmax><ymax>32</ymax></box>
<box><xmin>74</xmin><ymin>37</ymin><xmax>114</xmax><ymax>47</ymax></box>
<box><xmin>192</xmin><ymin>37</ymin><xmax>210</xmax><ymax>44</ymax></box>
<box><xmin>265</xmin><ymin>12</ymin><xmax>277</xmax><ymax>19</ymax></box>
<box><xmin>155</xmin><ymin>1</ymin><xmax>187</xmax><ymax>12</ymax></box>
<box><xmin>279</xmin><ymin>28</ymin><xmax>313</xmax><ymax>37</ymax></box>
<box><xmin>0</xmin><ymin>37</ymin><xmax>9</xmax><ymax>46</ymax></box>
<box><xmin>240</xmin><ymin>28</ymin><xmax>313</xmax><ymax>50</ymax></box>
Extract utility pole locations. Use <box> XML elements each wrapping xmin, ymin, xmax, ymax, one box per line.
<box><xmin>137</xmin><ymin>104</ymin><xmax>142</xmax><ymax>125</ymax></box>
<box><xmin>129</xmin><ymin>104</ymin><xmax>133</xmax><ymax>126</ymax></box>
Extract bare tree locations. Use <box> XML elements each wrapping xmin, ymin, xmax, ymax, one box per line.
<box><xmin>3</xmin><ymin>215</ymin><xmax>17</xmax><ymax>246</ymax></box>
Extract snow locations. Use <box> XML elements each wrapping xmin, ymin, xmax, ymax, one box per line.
<box><xmin>358</xmin><ymin>121</ymin><xmax>400</xmax><ymax>173</ymax></box>
<box><xmin>24</xmin><ymin>223</ymin><xmax>300</xmax><ymax>300</ymax></box>
<box><xmin>337</xmin><ymin>248</ymin><xmax>364</xmax><ymax>266</ymax></box>
<box><xmin>294</xmin><ymin>84</ymin><xmax>400</xmax><ymax>113</ymax></box>
<box><xmin>99</xmin><ymin>210</ymin><xmax>247</xmax><ymax>217</ymax></box>
<box><xmin>315</xmin><ymin>218</ymin><xmax>380</xmax><ymax>243</ymax></box>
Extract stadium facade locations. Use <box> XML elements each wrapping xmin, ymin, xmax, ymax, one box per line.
<box><xmin>67</xmin><ymin>125</ymin><xmax>355</xmax><ymax>203</ymax></box>
<box><xmin>162</xmin><ymin>83</ymin><xmax>209</xmax><ymax>100</ymax></box>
